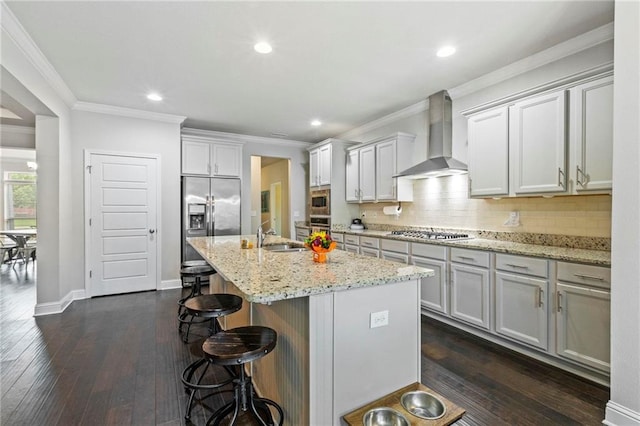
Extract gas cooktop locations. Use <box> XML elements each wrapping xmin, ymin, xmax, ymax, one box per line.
<box><xmin>390</xmin><ymin>230</ymin><xmax>472</xmax><ymax>240</ymax></box>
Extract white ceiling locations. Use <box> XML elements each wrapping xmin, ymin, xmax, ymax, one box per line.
<box><xmin>5</xmin><ymin>1</ymin><xmax>613</xmax><ymax>143</ymax></box>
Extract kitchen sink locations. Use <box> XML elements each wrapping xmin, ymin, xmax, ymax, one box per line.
<box><xmin>263</xmin><ymin>243</ymin><xmax>307</xmax><ymax>252</ymax></box>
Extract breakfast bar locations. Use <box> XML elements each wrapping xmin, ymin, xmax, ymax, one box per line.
<box><xmin>188</xmin><ymin>235</ymin><xmax>435</xmax><ymax>425</ymax></box>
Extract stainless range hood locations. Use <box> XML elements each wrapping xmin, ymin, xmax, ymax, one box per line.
<box><xmin>394</xmin><ymin>90</ymin><xmax>467</xmax><ymax>179</ymax></box>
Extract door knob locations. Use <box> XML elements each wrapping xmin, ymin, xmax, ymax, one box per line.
<box><xmin>149</xmin><ymin>229</ymin><xmax>156</xmax><ymax>234</ymax></box>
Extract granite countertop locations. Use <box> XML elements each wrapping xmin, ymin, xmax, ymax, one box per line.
<box><xmin>333</xmin><ymin>229</ymin><xmax>610</xmax><ymax>266</ymax></box>
<box><xmin>188</xmin><ymin>235</ymin><xmax>434</xmax><ymax>304</ymax></box>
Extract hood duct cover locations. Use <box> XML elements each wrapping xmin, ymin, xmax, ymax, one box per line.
<box><xmin>394</xmin><ymin>90</ymin><xmax>467</xmax><ymax>179</ymax></box>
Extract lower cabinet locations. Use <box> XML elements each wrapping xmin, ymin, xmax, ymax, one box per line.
<box><xmin>450</xmin><ymin>263</ymin><xmax>490</xmax><ymax>330</ymax></box>
<box><xmin>555</xmin><ymin>262</ymin><xmax>611</xmax><ymax>373</ymax></box>
<box><xmin>412</xmin><ymin>256</ymin><xmax>448</xmax><ymax>315</ymax></box>
<box><xmin>495</xmin><ymin>272</ymin><xmax>548</xmax><ymax>350</ymax></box>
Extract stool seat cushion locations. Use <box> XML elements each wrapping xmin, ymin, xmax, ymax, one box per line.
<box><xmin>180</xmin><ymin>265</ymin><xmax>216</xmax><ymax>278</ymax></box>
<box><xmin>203</xmin><ymin>326</ymin><xmax>277</xmax><ymax>366</ymax></box>
<box><xmin>181</xmin><ymin>260</ymin><xmax>208</xmax><ymax>268</ymax></box>
<box><xmin>184</xmin><ymin>294</ymin><xmax>242</xmax><ymax>318</ymax></box>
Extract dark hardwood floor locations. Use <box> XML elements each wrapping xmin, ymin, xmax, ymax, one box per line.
<box><xmin>1</xmin><ymin>264</ymin><xmax>608</xmax><ymax>425</ymax></box>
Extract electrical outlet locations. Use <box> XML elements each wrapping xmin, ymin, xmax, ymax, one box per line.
<box><xmin>370</xmin><ymin>310</ymin><xmax>389</xmax><ymax>328</ymax></box>
<box><xmin>293</xmin><ymin>211</ymin><xmax>300</xmax><ymax>218</ymax></box>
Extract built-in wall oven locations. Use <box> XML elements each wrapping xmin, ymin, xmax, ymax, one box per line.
<box><xmin>309</xmin><ymin>215</ymin><xmax>331</xmax><ymax>233</ymax></box>
<box><xmin>310</xmin><ymin>189</ymin><xmax>330</xmax><ymax>216</ymax></box>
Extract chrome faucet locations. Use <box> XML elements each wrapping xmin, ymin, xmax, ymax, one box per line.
<box><xmin>257</xmin><ymin>220</ymin><xmax>270</xmax><ymax>248</ymax></box>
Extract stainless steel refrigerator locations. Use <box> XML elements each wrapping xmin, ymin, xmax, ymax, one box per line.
<box><xmin>181</xmin><ymin>177</ymin><xmax>241</xmax><ymax>262</ymax></box>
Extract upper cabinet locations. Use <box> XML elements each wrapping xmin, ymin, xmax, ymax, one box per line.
<box><xmin>309</xmin><ymin>143</ymin><xmax>332</xmax><ymax>187</ymax></box>
<box><xmin>510</xmin><ymin>89</ymin><xmax>567</xmax><ymax>195</ymax></box>
<box><xmin>467</xmin><ymin>106</ymin><xmax>510</xmax><ymax>197</ymax></box>
<box><xmin>464</xmin><ymin>70</ymin><xmax>613</xmax><ymax>198</ymax></box>
<box><xmin>570</xmin><ymin>75</ymin><xmax>614</xmax><ymax>192</ymax></box>
<box><xmin>181</xmin><ymin>134</ymin><xmax>242</xmax><ymax>178</ymax></box>
<box><xmin>345</xmin><ymin>132</ymin><xmax>415</xmax><ymax>203</ymax></box>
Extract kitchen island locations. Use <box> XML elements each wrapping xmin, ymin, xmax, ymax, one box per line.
<box><xmin>188</xmin><ymin>235</ymin><xmax>434</xmax><ymax>425</ymax></box>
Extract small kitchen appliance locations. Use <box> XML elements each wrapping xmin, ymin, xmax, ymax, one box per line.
<box><xmin>350</xmin><ymin>218</ymin><xmax>365</xmax><ymax>232</ymax></box>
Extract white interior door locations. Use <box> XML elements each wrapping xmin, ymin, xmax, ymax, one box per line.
<box><xmin>88</xmin><ymin>153</ymin><xmax>158</xmax><ymax>296</ymax></box>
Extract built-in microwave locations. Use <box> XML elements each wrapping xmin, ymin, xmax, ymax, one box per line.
<box><xmin>310</xmin><ymin>189</ymin><xmax>330</xmax><ymax>216</ymax></box>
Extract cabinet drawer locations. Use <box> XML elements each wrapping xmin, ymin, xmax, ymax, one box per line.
<box><xmin>360</xmin><ymin>247</ymin><xmax>379</xmax><ymax>258</ymax></box>
<box><xmin>450</xmin><ymin>247</ymin><xmax>490</xmax><ymax>268</ymax></box>
<box><xmin>557</xmin><ymin>262</ymin><xmax>610</xmax><ymax>289</ymax></box>
<box><xmin>381</xmin><ymin>251</ymin><xmax>408</xmax><ymax>264</ymax></box>
<box><xmin>331</xmin><ymin>232</ymin><xmax>344</xmax><ymax>243</ymax></box>
<box><xmin>380</xmin><ymin>238</ymin><xmax>409</xmax><ymax>254</ymax></box>
<box><xmin>344</xmin><ymin>244</ymin><xmax>359</xmax><ymax>254</ymax></box>
<box><xmin>496</xmin><ymin>254</ymin><xmax>548</xmax><ymax>278</ymax></box>
<box><xmin>344</xmin><ymin>234</ymin><xmax>360</xmax><ymax>245</ymax></box>
<box><xmin>411</xmin><ymin>243</ymin><xmax>447</xmax><ymax>260</ymax></box>
<box><xmin>360</xmin><ymin>236</ymin><xmax>380</xmax><ymax>249</ymax></box>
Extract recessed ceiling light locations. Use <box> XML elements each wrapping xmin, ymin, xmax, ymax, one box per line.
<box><xmin>147</xmin><ymin>93</ymin><xmax>163</xmax><ymax>101</ymax></box>
<box><xmin>436</xmin><ymin>46</ymin><xmax>456</xmax><ymax>58</ymax></box>
<box><xmin>254</xmin><ymin>41</ymin><xmax>273</xmax><ymax>54</ymax></box>
<box><xmin>311</xmin><ymin>119</ymin><xmax>322</xmax><ymax>127</ymax></box>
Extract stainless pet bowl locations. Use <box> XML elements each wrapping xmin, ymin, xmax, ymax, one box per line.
<box><xmin>400</xmin><ymin>391</ymin><xmax>447</xmax><ymax>420</ymax></box>
<box><xmin>362</xmin><ymin>407</ymin><xmax>410</xmax><ymax>426</ymax></box>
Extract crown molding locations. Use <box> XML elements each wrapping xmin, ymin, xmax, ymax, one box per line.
<box><xmin>0</xmin><ymin>124</ymin><xmax>35</xmax><ymax>135</ymax></box>
<box><xmin>73</xmin><ymin>101</ymin><xmax>186</xmax><ymax>124</ymax></box>
<box><xmin>449</xmin><ymin>22</ymin><xmax>614</xmax><ymax>99</ymax></box>
<box><xmin>181</xmin><ymin>127</ymin><xmax>311</xmax><ymax>148</ymax></box>
<box><xmin>338</xmin><ymin>99</ymin><xmax>429</xmax><ymax>140</ymax></box>
<box><xmin>1</xmin><ymin>2</ymin><xmax>77</xmax><ymax>107</ymax></box>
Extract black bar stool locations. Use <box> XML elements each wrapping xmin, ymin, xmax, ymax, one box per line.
<box><xmin>202</xmin><ymin>326</ymin><xmax>284</xmax><ymax>426</ymax></box>
<box><xmin>181</xmin><ymin>260</ymin><xmax>209</xmax><ymax>288</ymax></box>
<box><xmin>178</xmin><ymin>264</ymin><xmax>216</xmax><ymax>321</ymax></box>
<box><xmin>180</xmin><ymin>293</ymin><xmax>243</xmax><ymax>421</ymax></box>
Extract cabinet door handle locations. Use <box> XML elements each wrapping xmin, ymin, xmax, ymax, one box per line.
<box><xmin>557</xmin><ymin>291</ymin><xmax>562</xmax><ymax>312</ymax></box>
<box><xmin>457</xmin><ymin>256</ymin><xmax>475</xmax><ymax>261</ymax></box>
<box><xmin>215</xmin><ymin>164</ymin><xmax>219</xmax><ymax>174</ymax></box>
<box><xmin>207</xmin><ymin>163</ymin><xmax>211</xmax><ymax>174</ymax></box>
<box><xmin>537</xmin><ymin>287</ymin><xmax>544</xmax><ymax>307</ymax></box>
<box><xmin>362</xmin><ymin>241</ymin><xmax>373</xmax><ymax>246</ymax></box>
<box><xmin>576</xmin><ymin>165</ymin><xmax>587</xmax><ymax>188</ymax></box>
<box><xmin>573</xmin><ymin>273</ymin><xmax>605</xmax><ymax>281</ymax></box>
<box><xmin>505</xmin><ymin>263</ymin><xmax>529</xmax><ymax>269</ymax></box>
<box><xmin>558</xmin><ymin>167</ymin><xmax>566</xmax><ymax>189</ymax></box>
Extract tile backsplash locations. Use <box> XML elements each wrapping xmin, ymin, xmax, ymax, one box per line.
<box><xmin>358</xmin><ymin>175</ymin><xmax>611</xmax><ymax>238</ymax></box>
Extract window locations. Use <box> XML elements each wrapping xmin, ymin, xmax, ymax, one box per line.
<box><xmin>3</xmin><ymin>171</ymin><xmax>37</xmax><ymax>230</ymax></box>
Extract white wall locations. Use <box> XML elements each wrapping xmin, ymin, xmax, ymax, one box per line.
<box><xmin>70</xmin><ymin>109</ymin><xmax>183</xmax><ymax>290</ymax></box>
<box><xmin>1</xmin><ymin>4</ymin><xmax>74</xmax><ymax>308</ymax></box>
<box><xmin>606</xmin><ymin>1</ymin><xmax>640</xmax><ymax>424</ymax></box>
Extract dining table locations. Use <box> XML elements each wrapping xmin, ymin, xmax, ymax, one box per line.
<box><xmin>0</xmin><ymin>229</ymin><xmax>37</xmax><ymax>247</ymax></box>
<box><xmin>0</xmin><ymin>229</ymin><xmax>37</xmax><ymax>264</ymax></box>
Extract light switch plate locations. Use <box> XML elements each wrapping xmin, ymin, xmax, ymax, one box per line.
<box><xmin>370</xmin><ymin>310</ymin><xmax>389</xmax><ymax>328</ymax></box>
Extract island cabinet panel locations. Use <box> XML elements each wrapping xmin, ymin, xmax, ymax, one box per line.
<box><xmin>331</xmin><ymin>280</ymin><xmax>420</xmax><ymax>422</ymax></box>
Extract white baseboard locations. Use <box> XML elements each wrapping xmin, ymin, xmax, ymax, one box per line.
<box><xmin>604</xmin><ymin>401</ymin><xmax>640</xmax><ymax>426</ymax></box>
<box><xmin>34</xmin><ymin>289</ymin><xmax>87</xmax><ymax>316</ymax></box>
<box><xmin>160</xmin><ymin>278</ymin><xmax>182</xmax><ymax>290</ymax></box>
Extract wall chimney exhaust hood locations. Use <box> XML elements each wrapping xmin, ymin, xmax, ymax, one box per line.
<box><xmin>394</xmin><ymin>90</ymin><xmax>467</xmax><ymax>179</ymax></box>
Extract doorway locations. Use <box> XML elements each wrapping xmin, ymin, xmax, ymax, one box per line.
<box><xmin>251</xmin><ymin>156</ymin><xmax>291</xmax><ymax>238</ymax></box>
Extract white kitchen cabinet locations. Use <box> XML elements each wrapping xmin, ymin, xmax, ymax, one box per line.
<box><xmin>495</xmin><ymin>272</ymin><xmax>548</xmax><ymax>350</ymax></box>
<box><xmin>211</xmin><ymin>143</ymin><xmax>242</xmax><ymax>177</ymax></box>
<box><xmin>359</xmin><ymin>146</ymin><xmax>376</xmax><ymax>201</ymax></box>
<box><xmin>345</xmin><ymin>149</ymin><xmax>360</xmax><ymax>202</ymax></box>
<box><xmin>411</xmin><ymin>243</ymin><xmax>448</xmax><ymax>315</ymax></box>
<box><xmin>346</xmin><ymin>145</ymin><xmax>376</xmax><ymax>202</ymax></box>
<box><xmin>464</xmin><ymin>71</ymin><xmax>613</xmax><ymax>198</ymax></box>
<box><xmin>360</xmin><ymin>247</ymin><xmax>380</xmax><ymax>258</ymax></box>
<box><xmin>570</xmin><ymin>74</ymin><xmax>613</xmax><ymax>192</ymax></box>
<box><xmin>555</xmin><ymin>262</ymin><xmax>610</xmax><ymax>373</ymax></box>
<box><xmin>181</xmin><ymin>136</ymin><xmax>242</xmax><ymax>177</ymax></box>
<box><xmin>309</xmin><ymin>144</ymin><xmax>332</xmax><ymax>187</ymax></box>
<box><xmin>345</xmin><ymin>133</ymin><xmax>414</xmax><ymax>203</ymax></box>
<box><xmin>510</xmin><ymin>89</ymin><xmax>567</xmax><ymax>194</ymax></box>
<box><xmin>467</xmin><ymin>106</ymin><xmax>510</xmax><ymax>197</ymax></box>
<box><xmin>450</xmin><ymin>247</ymin><xmax>491</xmax><ymax>331</ymax></box>
<box><xmin>375</xmin><ymin>139</ymin><xmax>398</xmax><ymax>201</ymax></box>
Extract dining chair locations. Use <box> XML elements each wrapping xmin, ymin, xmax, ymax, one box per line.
<box><xmin>0</xmin><ymin>238</ymin><xmax>18</xmax><ymax>264</ymax></box>
<box><xmin>12</xmin><ymin>237</ymin><xmax>36</xmax><ymax>267</ymax></box>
